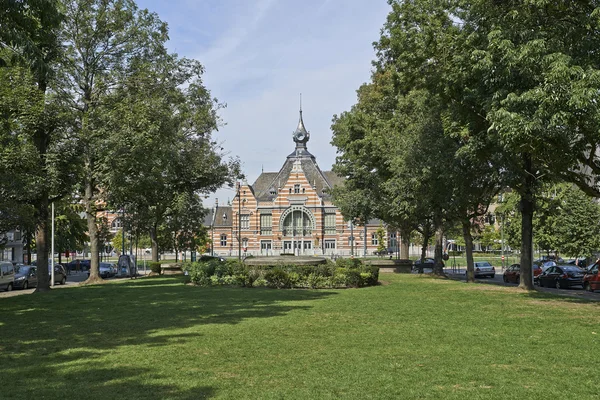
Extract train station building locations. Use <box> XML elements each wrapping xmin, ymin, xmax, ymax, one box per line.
<box><xmin>206</xmin><ymin>109</ymin><xmax>397</xmax><ymax>257</ymax></box>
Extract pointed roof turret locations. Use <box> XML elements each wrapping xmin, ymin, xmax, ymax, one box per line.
<box><xmin>290</xmin><ymin>94</ymin><xmax>313</xmax><ymax>159</ymax></box>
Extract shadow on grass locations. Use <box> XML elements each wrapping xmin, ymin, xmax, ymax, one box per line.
<box><xmin>0</xmin><ymin>276</ymin><xmax>336</xmax><ymax>399</ymax></box>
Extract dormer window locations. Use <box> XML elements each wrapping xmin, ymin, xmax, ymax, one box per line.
<box><xmin>222</xmin><ymin>213</ymin><xmax>227</xmax><ymax>221</ymax></box>
<box><xmin>294</xmin><ymin>184</ymin><xmax>300</xmax><ymax>194</ymax></box>
<box><xmin>269</xmin><ymin>188</ymin><xmax>276</xmax><ymax>196</ymax></box>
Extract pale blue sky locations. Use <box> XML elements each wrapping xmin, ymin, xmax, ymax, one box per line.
<box><xmin>136</xmin><ymin>0</ymin><xmax>391</xmax><ymax>205</ymax></box>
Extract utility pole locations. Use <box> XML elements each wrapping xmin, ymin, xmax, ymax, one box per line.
<box><xmin>51</xmin><ymin>202</ymin><xmax>55</xmax><ymax>287</ymax></box>
<box><xmin>237</xmin><ymin>182</ymin><xmax>241</xmax><ymax>261</ymax></box>
<box><xmin>350</xmin><ymin>220</ymin><xmax>354</xmax><ymax>257</ymax></box>
<box><xmin>364</xmin><ymin>224</ymin><xmax>367</xmax><ymax>257</ymax></box>
<box><xmin>211</xmin><ymin>198</ymin><xmax>217</xmax><ymax>257</ymax></box>
<box><xmin>501</xmin><ymin>213</ymin><xmax>505</xmax><ymax>270</ymax></box>
<box><xmin>121</xmin><ymin>208</ymin><xmax>125</xmax><ymax>256</ymax></box>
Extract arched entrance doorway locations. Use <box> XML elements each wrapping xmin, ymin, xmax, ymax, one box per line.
<box><xmin>279</xmin><ymin>206</ymin><xmax>316</xmax><ymax>255</ymax></box>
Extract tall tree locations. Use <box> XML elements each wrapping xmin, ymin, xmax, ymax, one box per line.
<box><xmin>102</xmin><ymin>55</ymin><xmax>239</xmax><ymax>262</ymax></box>
<box><xmin>553</xmin><ymin>185</ymin><xmax>600</xmax><ymax>259</ymax></box>
<box><xmin>0</xmin><ymin>0</ymin><xmax>77</xmax><ymax>291</ymax></box>
<box><xmin>59</xmin><ymin>0</ymin><xmax>168</xmax><ymax>281</ymax></box>
<box><xmin>377</xmin><ymin>0</ymin><xmax>600</xmax><ymax>289</ymax></box>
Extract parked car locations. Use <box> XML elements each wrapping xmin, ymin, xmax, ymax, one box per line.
<box><xmin>199</xmin><ymin>255</ymin><xmax>226</xmax><ymax>262</ymax></box>
<box><xmin>583</xmin><ymin>263</ymin><xmax>599</xmax><ymax>292</ymax></box>
<box><xmin>469</xmin><ymin>261</ymin><xmax>495</xmax><ymax>278</ymax></box>
<box><xmin>413</xmin><ymin>258</ymin><xmax>435</xmax><ymax>273</ymax></box>
<box><xmin>87</xmin><ymin>262</ymin><xmax>116</xmax><ymax>279</ymax></box>
<box><xmin>13</xmin><ymin>265</ymin><xmax>37</xmax><ymax>289</ymax></box>
<box><xmin>503</xmin><ymin>263</ymin><xmax>543</xmax><ymax>284</ymax></box>
<box><xmin>0</xmin><ymin>261</ymin><xmax>15</xmax><ymax>291</ymax></box>
<box><xmin>567</xmin><ymin>258</ymin><xmax>587</xmax><ymax>268</ymax></box>
<box><xmin>537</xmin><ymin>265</ymin><xmax>585</xmax><ymax>289</ymax></box>
<box><xmin>536</xmin><ymin>255</ymin><xmax>564</xmax><ymax>263</ymax></box>
<box><xmin>66</xmin><ymin>259</ymin><xmax>91</xmax><ymax>272</ymax></box>
<box><xmin>49</xmin><ymin>264</ymin><xmax>67</xmax><ymax>285</ymax></box>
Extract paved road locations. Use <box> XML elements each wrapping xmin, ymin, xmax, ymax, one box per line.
<box><xmin>0</xmin><ymin>270</ymin><xmax>151</xmax><ymax>299</ymax></box>
<box><xmin>442</xmin><ymin>267</ymin><xmax>600</xmax><ymax>301</ymax></box>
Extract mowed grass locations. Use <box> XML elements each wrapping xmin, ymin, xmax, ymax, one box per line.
<box><xmin>0</xmin><ymin>274</ymin><xmax>598</xmax><ymax>399</ymax></box>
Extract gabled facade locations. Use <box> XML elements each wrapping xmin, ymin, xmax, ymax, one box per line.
<box><xmin>208</xmin><ymin>109</ymin><xmax>397</xmax><ymax>257</ymax></box>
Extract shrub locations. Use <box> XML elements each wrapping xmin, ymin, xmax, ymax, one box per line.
<box><xmin>264</xmin><ymin>267</ymin><xmax>291</xmax><ymax>289</ymax></box>
<box><xmin>307</xmin><ymin>273</ymin><xmax>323</xmax><ymax>289</ymax></box>
<box><xmin>288</xmin><ymin>271</ymin><xmax>301</xmax><ymax>288</ymax></box>
<box><xmin>345</xmin><ymin>269</ymin><xmax>363</xmax><ymax>288</ymax></box>
<box><xmin>332</xmin><ymin>268</ymin><xmax>348</xmax><ymax>287</ymax></box>
<box><xmin>253</xmin><ymin>278</ymin><xmax>267</xmax><ymax>287</ymax></box>
<box><xmin>149</xmin><ymin>262</ymin><xmax>162</xmax><ymax>274</ymax></box>
<box><xmin>182</xmin><ymin>259</ymin><xmax>379</xmax><ymax>289</ymax></box>
<box><xmin>335</xmin><ymin>258</ymin><xmax>363</xmax><ymax>269</ymax></box>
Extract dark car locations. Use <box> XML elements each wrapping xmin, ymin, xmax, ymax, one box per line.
<box><xmin>66</xmin><ymin>259</ymin><xmax>91</xmax><ymax>272</ymax></box>
<box><xmin>538</xmin><ymin>265</ymin><xmax>585</xmax><ymax>289</ymax></box>
<box><xmin>503</xmin><ymin>263</ymin><xmax>543</xmax><ymax>284</ymax></box>
<box><xmin>199</xmin><ymin>255</ymin><xmax>226</xmax><ymax>262</ymax></box>
<box><xmin>583</xmin><ymin>263</ymin><xmax>599</xmax><ymax>292</ymax></box>
<box><xmin>13</xmin><ymin>265</ymin><xmax>37</xmax><ymax>289</ymax></box>
<box><xmin>49</xmin><ymin>264</ymin><xmax>67</xmax><ymax>285</ymax></box>
<box><xmin>413</xmin><ymin>258</ymin><xmax>434</xmax><ymax>273</ymax></box>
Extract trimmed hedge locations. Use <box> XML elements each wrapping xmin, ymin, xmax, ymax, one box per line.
<box><xmin>182</xmin><ymin>258</ymin><xmax>379</xmax><ymax>289</ymax></box>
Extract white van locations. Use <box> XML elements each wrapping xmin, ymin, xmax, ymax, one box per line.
<box><xmin>0</xmin><ymin>261</ymin><xmax>15</xmax><ymax>291</ymax></box>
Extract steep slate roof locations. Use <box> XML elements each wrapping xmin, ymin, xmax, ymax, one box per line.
<box><xmin>248</xmin><ymin>108</ymin><xmax>344</xmax><ymax>203</ymax></box>
<box><xmin>252</xmin><ymin>156</ymin><xmax>342</xmax><ymax>202</ymax></box>
<box><xmin>203</xmin><ymin>209</ymin><xmax>214</xmax><ymax>226</ymax></box>
<box><xmin>323</xmin><ymin>171</ymin><xmax>344</xmax><ymax>190</ymax></box>
<box><xmin>213</xmin><ymin>206</ymin><xmax>232</xmax><ymax>227</ymax></box>
<box><xmin>251</xmin><ymin>172</ymin><xmax>279</xmax><ymax>200</ymax></box>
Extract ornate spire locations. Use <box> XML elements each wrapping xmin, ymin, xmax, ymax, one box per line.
<box><xmin>293</xmin><ymin>93</ymin><xmax>309</xmax><ymax>146</ymax></box>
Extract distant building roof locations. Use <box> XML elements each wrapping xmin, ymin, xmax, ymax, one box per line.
<box><xmin>213</xmin><ymin>206</ymin><xmax>232</xmax><ymax>227</ymax></box>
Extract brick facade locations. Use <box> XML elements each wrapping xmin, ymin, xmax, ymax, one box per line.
<box><xmin>207</xmin><ymin>110</ymin><xmax>397</xmax><ymax>257</ymax></box>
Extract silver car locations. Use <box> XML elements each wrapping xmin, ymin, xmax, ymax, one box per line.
<box><xmin>474</xmin><ymin>261</ymin><xmax>495</xmax><ymax>278</ymax></box>
<box><xmin>0</xmin><ymin>261</ymin><xmax>15</xmax><ymax>291</ymax></box>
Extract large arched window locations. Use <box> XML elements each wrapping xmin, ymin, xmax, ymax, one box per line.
<box><xmin>279</xmin><ymin>206</ymin><xmax>315</xmax><ymax>236</ymax></box>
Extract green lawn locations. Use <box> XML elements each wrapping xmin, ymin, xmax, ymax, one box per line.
<box><xmin>0</xmin><ymin>274</ymin><xmax>598</xmax><ymax>399</ymax></box>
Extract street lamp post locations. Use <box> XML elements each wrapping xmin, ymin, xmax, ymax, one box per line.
<box><xmin>500</xmin><ymin>213</ymin><xmax>505</xmax><ymax>270</ymax></box>
<box><xmin>350</xmin><ymin>220</ymin><xmax>354</xmax><ymax>257</ymax></box>
<box><xmin>211</xmin><ymin>198</ymin><xmax>217</xmax><ymax>257</ymax></box>
<box><xmin>237</xmin><ymin>182</ymin><xmax>241</xmax><ymax>261</ymax></box>
<box><xmin>51</xmin><ymin>202</ymin><xmax>55</xmax><ymax>288</ymax></box>
<box><xmin>121</xmin><ymin>208</ymin><xmax>125</xmax><ymax>256</ymax></box>
<box><xmin>363</xmin><ymin>224</ymin><xmax>367</xmax><ymax>257</ymax></box>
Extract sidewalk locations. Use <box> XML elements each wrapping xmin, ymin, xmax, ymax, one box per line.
<box><xmin>0</xmin><ymin>269</ymin><xmax>151</xmax><ymax>299</ymax></box>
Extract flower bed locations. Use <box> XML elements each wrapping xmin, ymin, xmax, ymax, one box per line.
<box><xmin>182</xmin><ymin>258</ymin><xmax>379</xmax><ymax>289</ymax></box>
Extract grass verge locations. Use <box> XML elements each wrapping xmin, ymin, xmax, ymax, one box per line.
<box><xmin>0</xmin><ymin>274</ymin><xmax>598</xmax><ymax>399</ymax></box>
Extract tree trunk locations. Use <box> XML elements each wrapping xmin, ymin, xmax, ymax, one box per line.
<box><xmin>34</xmin><ymin>197</ymin><xmax>50</xmax><ymax>292</ymax></box>
<box><xmin>433</xmin><ymin>226</ymin><xmax>445</xmax><ymax>276</ymax></box>
<box><xmin>519</xmin><ymin>192</ymin><xmax>535</xmax><ymax>290</ymax></box>
<box><xmin>399</xmin><ymin>227</ymin><xmax>411</xmax><ymax>259</ymax></box>
<box><xmin>32</xmin><ymin>76</ymin><xmax>50</xmax><ymax>291</ymax></box>
<box><xmin>84</xmin><ymin>178</ymin><xmax>101</xmax><ymax>282</ymax></box>
<box><xmin>150</xmin><ymin>224</ymin><xmax>159</xmax><ymax>262</ymax></box>
<box><xmin>462</xmin><ymin>220</ymin><xmax>475</xmax><ymax>283</ymax></box>
<box><xmin>58</xmin><ymin>252</ymin><xmax>62</xmax><ymax>265</ymax></box>
<box><xmin>420</xmin><ymin>225</ymin><xmax>431</xmax><ymax>262</ymax></box>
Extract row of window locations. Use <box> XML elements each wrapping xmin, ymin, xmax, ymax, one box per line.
<box><xmin>219</xmin><ymin>234</ymin><xmax>399</xmax><ymax>247</ymax></box>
